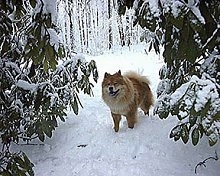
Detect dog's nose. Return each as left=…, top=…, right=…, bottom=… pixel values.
left=109, top=86, right=113, bottom=92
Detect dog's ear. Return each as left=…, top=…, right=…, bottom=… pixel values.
left=104, top=72, right=110, bottom=78
left=117, top=70, right=121, bottom=75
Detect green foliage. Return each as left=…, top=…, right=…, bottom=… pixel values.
left=156, top=54, right=219, bottom=147
left=0, top=151, right=34, bottom=176
left=0, top=0, right=98, bottom=175
left=118, top=0, right=220, bottom=146
left=0, top=56, right=98, bottom=146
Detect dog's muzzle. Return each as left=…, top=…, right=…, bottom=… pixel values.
left=109, top=87, right=120, bottom=97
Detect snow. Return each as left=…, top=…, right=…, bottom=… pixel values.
left=171, top=0, right=184, bottom=18
left=48, top=28, right=60, bottom=51
left=16, top=80, right=37, bottom=92
left=190, top=5, right=205, bottom=24
left=188, top=0, right=205, bottom=24
left=15, top=45, right=219, bottom=176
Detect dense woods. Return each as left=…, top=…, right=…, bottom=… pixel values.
left=58, top=0, right=143, bottom=55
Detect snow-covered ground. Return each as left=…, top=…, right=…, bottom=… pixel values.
left=20, top=45, right=219, bottom=176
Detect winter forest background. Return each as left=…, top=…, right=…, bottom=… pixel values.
left=0, top=0, right=219, bottom=175
left=58, top=0, right=143, bottom=54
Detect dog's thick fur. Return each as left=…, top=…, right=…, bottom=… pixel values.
left=102, top=70, right=153, bottom=132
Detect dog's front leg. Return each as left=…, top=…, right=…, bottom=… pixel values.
left=111, top=112, right=121, bottom=132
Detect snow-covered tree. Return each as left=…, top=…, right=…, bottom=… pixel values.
left=0, top=0, right=98, bottom=175
left=118, top=0, right=220, bottom=146
left=57, top=0, right=143, bottom=55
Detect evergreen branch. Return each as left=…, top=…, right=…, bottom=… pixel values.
left=20, top=143, right=44, bottom=146
left=195, top=150, right=219, bottom=174
left=201, top=27, right=219, bottom=52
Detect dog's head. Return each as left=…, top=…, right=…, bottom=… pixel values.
left=102, top=70, right=125, bottom=98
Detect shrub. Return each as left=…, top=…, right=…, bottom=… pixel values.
left=118, top=0, right=220, bottom=146
left=0, top=0, right=98, bottom=175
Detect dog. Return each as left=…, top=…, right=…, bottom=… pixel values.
left=102, top=70, right=153, bottom=132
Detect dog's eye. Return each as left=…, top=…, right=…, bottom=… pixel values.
left=114, top=82, right=118, bottom=86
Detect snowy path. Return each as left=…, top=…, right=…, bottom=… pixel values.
left=21, top=47, right=219, bottom=176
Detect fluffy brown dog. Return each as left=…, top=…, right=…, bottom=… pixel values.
left=102, top=70, right=153, bottom=132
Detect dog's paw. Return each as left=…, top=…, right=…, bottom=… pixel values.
left=114, top=127, right=119, bottom=132
left=144, top=111, right=149, bottom=116
left=128, top=125, right=134, bottom=129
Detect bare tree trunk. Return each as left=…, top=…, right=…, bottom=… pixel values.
left=81, top=2, right=86, bottom=51
left=85, top=1, right=89, bottom=52
left=118, top=15, right=125, bottom=46
left=126, top=13, right=131, bottom=46
left=108, top=0, right=112, bottom=49
left=77, top=0, right=84, bottom=52
left=68, top=0, right=76, bottom=52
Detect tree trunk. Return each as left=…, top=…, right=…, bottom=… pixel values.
left=108, top=0, right=112, bottom=49
left=118, top=15, right=125, bottom=46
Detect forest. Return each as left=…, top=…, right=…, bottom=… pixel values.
left=0, top=0, right=219, bottom=175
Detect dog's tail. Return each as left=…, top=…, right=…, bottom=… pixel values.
left=124, top=71, right=154, bottom=114
left=123, top=71, right=151, bottom=86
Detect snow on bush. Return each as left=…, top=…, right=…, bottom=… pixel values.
left=0, top=0, right=98, bottom=175
left=118, top=0, right=220, bottom=146
left=0, top=53, right=98, bottom=175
